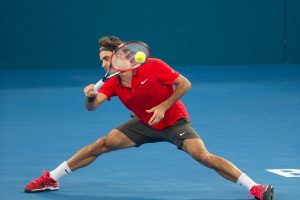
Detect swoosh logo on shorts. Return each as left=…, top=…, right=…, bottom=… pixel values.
left=179, top=132, right=186, bottom=136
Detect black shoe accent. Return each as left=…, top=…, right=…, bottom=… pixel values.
left=263, top=185, right=274, bottom=200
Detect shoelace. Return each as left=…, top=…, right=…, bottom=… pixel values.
left=248, top=185, right=263, bottom=200
left=31, top=171, right=50, bottom=184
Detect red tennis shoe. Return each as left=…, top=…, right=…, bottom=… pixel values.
left=249, top=185, right=274, bottom=200
left=24, top=171, right=59, bottom=192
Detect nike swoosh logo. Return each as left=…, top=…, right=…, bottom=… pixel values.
left=179, top=132, right=186, bottom=136
left=141, top=78, right=148, bottom=84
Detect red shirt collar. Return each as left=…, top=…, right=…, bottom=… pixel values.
left=116, top=69, right=137, bottom=86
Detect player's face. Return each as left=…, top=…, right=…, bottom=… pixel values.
left=99, top=51, right=112, bottom=71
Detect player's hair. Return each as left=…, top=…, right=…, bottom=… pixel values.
left=98, top=36, right=123, bottom=52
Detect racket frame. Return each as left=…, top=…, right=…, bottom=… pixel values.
left=94, top=41, right=150, bottom=91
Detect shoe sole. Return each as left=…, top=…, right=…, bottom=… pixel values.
left=263, top=185, right=274, bottom=200
left=24, top=186, right=59, bottom=193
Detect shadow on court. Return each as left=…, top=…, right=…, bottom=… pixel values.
left=31, top=192, right=247, bottom=200
left=36, top=193, right=162, bottom=200
left=1, top=64, right=300, bottom=200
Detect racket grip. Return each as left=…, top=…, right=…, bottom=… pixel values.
left=94, top=79, right=104, bottom=91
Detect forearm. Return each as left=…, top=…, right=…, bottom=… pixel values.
left=162, top=76, right=191, bottom=109
left=84, top=93, right=107, bottom=111
left=85, top=96, right=99, bottom=111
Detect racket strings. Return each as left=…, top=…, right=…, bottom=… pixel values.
left=111, top=42, right=150, bottom=71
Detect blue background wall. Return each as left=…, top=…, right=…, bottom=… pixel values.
left=1, top=0, right=299, bottom=69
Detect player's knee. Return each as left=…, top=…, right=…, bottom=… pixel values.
left=194, top=151, right=213, bottom=167
left=86, top=137, right=108, bottom=156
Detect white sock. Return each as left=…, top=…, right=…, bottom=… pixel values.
left=237, top=173, right=257, bottom=191
left=49, top=161, right=72, bottom=181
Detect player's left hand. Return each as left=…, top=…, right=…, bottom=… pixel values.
left=146, top=103, right=167, bottom=126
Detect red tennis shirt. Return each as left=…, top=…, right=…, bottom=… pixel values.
left=99, top=58, right=189, bottom=130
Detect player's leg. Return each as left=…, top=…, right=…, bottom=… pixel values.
left=163, top=118, right=274, bottom=200
left=24, top=129, right=136, bottom=192
left=181, top=138, right=274, bottom=200
left=67, top=128, right=136, bottom=171
left=181, top=138, right=241, bottom=182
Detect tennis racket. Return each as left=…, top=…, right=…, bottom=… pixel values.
left=94, top=41, right=150, bottom=91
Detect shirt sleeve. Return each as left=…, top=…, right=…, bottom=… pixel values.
left=153, top=59, right=180, bottom=84
left=98, top=77, right=117, bottom=101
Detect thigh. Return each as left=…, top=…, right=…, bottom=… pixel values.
left=163, top=118, right=200, bottom=149
left=100, top=129, right=137, bottom=151
left=181, top=138, right=208, bottom=156
left=115, top=118, right=164, bottom=147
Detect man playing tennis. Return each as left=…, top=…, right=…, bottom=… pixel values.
left=24, top=36, right=274, bottom=200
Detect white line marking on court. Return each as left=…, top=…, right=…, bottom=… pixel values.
left=266, top=169, right=300, bottom=177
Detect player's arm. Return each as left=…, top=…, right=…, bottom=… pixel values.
left=84, top=84, right=107, bottom=111
left=146, top=75, right=191, bottom=126
left=162, top=75, right=191, bottom=109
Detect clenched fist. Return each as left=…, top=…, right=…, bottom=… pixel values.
left=84, top=84, right=97, bottom=98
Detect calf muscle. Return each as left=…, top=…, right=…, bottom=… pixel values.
left=67, top=129, right=136, bottom=171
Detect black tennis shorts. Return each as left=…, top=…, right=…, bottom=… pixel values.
left=115, top=117, right=200, bottom=149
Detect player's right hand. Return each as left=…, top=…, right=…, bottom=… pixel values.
left=84, top=84, right=97, bottom=98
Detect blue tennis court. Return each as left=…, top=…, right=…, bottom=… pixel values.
left=1, top=65, right=299, bottom=200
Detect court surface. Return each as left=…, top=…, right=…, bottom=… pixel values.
left=0, top=64, right=299, bottom=200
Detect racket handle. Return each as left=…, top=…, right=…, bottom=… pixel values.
left=94, top=79, right=104, bottom=91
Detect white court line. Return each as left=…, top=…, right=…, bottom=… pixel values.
left=266, top=169, right=300, bottom=177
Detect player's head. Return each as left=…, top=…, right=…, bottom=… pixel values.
left=98, top=36, right=123, bottom=70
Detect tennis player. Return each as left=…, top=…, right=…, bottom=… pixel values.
left=24, top=36, right=274, bottom=200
